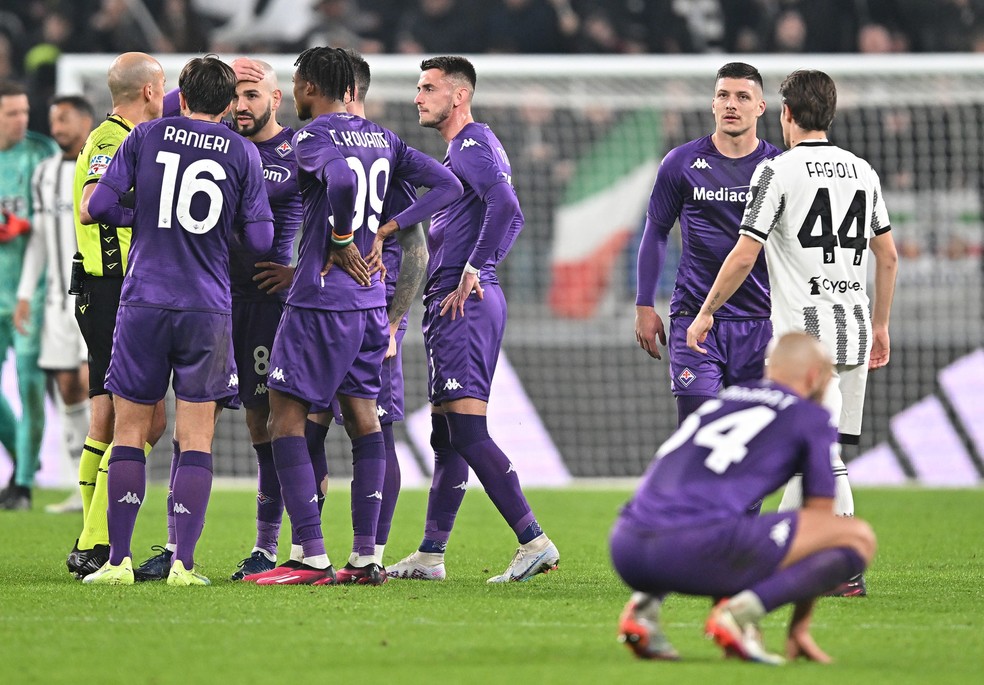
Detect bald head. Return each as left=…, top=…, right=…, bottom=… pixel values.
left=766, top=332, right=833, bottom=402
left=108, top=52, right=165, bottom=106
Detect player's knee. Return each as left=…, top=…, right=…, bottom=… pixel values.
left=849, top=518, right=877, bottom=564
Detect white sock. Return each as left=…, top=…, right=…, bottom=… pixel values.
left=777, top=474, right=803, bottom=512
left=414, top=550, right=444, bottom=565
left=374, top=543, right=385, bottom=562
left=290, top=544, right=304, bottom=562
left=63, top=400, right=91, bottom=459
left=303, top=554, right=330, bottom=570
left=165, top=543, right=177, bottom=553
left=726, top=590, right=766, bottom=626
left=349, top=552, right=376, bottom=567
left=832, top=446, right=855, bottom=516
left=251, top=547, right=276, bottom=562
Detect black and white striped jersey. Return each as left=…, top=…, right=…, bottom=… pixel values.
left=739, top=140, right=892, bottom=366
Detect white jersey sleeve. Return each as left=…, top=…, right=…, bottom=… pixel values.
left=738, top=141, right=892, bottom=366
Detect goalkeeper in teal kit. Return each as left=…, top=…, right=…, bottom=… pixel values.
left=0, top=81, right=59, bottom=510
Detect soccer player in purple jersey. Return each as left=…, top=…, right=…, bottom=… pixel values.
left=343, top=50, right=430, bottom=565
left=385, top=56, right=560, bottom=584
left=612, top=333, right=876, bottom=664
left=259, top=47, right=461, bottom=586
left=635, top=62, right=781, bottom=426
left=83, top=55, right=274, bottom=586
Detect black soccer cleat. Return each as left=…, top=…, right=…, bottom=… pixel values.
left=230, top=550, right=276, bottom=581
left=73, top=544, right=110, bottom=579
left=133, top=545, right=173, bottom=582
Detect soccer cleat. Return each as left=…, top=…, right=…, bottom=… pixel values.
left=45, top=491, right=84, bottom=514
left=73, top=544, right=110, bottom=579
left=241, top=559, right=302, bottom=583
left=487, top=535, right=560, bottom=583
left=617, top=596, right=680, bottom=660
left=386, top=551, right=447, bottom=581
left=230, top=550, right=276, bottom=581
left=67, top=539, right=83, bottom=574
left=0, top=485, right=31, bottom=510
left=705, top=600, right=784, bottom=665
left=82, top=557, right=134, bottom=585
left=133, top=545, right=173, bottom=582
left=255, top=563, right=336, bottom=585
left=167, top=559, right=211, bottom=586
left=335, top=562, right=387, bottom=586
left=824, top=572, right=867, bottom=597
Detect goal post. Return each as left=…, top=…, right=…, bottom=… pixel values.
left=57, top=53, right=984, bottom=483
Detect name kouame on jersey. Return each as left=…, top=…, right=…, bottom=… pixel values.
left=97, top=116, right=273, bottom=312
left=647, top=135, right=780, bottom=320
left=289, top=112, right=452, bottom=312
left=620, top=380, right=837, bottom=529
left=229, top=126, right=301, bottom=302
left=425, top=122, right=522, bottom=301
left=739, top=141, right=892, bottom=366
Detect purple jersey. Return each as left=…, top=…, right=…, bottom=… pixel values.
left=97, top=116, right=272, bottom=312
left=289, top=113, right=458, bottom=312
left=642, top=135, right=779, bottom=319
left=425, top=122, right=522, bottom=301
left=621, top=380, right=836, bottom=528
left=230, top=127, right=302, bottom=302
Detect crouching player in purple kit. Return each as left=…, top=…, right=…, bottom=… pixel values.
left=83, top=55, right=274, bottom=585
left=611, top=333, right=876, bottom=664
left=386, top=57, right=560, bottom=583
left=257, top=47, right=461, bottom=586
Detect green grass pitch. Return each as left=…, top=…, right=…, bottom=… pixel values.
left=1, top=487, right=982, bottom=684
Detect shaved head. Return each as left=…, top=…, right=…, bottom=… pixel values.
left=766, top=332, right=833, bottom=402
left=108, top=52, right=164, bottom=105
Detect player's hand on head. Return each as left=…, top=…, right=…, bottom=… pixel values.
left=323, top=242, right=371, bottom=286
left=686, top=313, right=713, bottom=354
left=231, top=57, right=265, bottom=83
left=254, top=261, right=295, bottom=294
left=635, top=306, right=667, bottom=360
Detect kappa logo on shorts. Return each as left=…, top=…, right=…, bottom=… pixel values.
left=677, top=367, right=697, bottom=387
left=443, top=378, right=463, bottom=391
left=228, top=373, right=239, bottom=388
left=269, top=367, right=286, bottom=382
left=254, top=383, right=267, bottom=396
left=769, top=518, right=791, bottom=547
left=376, top=405, right=387, bottom=418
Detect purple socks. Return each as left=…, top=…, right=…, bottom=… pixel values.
left=419, top=413, right=470, bottom=553
left=171, top=450, right=213, bottom=569
left=254, top=441, right=282, bottom=556
left=272, top=435, right=325, bottom=558
left=107, top=445, right=146, bottom=566
left=376, top=422, right=401, bottom=547
left=350, top=432, right=386, bottom=556
left=752, top=547, right=867, bottom=611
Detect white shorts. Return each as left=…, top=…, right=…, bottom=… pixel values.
left=822, top=363, right=869, bottom=443
left=39, top=302, right=87, bottom=371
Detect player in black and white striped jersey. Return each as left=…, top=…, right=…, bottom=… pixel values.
left=687, top=69, right=898, bottom=596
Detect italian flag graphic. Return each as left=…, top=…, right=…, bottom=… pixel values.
left=548, top=109, right=662, bottom=318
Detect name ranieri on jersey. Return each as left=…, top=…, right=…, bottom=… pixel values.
left=163, top=125, right=230, bottom=154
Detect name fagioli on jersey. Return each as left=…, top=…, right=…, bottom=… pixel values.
left=805, top=161, right=858, bottom=179
left=162, top=125, right=230, bottom=154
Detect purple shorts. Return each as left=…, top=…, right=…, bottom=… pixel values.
left=267, top=305, right=387, bottom=409
left=378, top=324, right=407, bottom=424
left=668, top=316, right=772, bottom=397
left=423, top=283, right=506, bottom=405
left=231, top=299, right=284, bottom=409
left=105, top=304, right=237, bottom=404
left=609, top=511, right=798, bottom=597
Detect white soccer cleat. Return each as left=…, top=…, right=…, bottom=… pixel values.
left=705, top=600, right=784, bottom=665
left=166, top=559, right=211, bottom=586
left=45, top=491, right=84, bottom=514
left=385, top=551, right=447, bottom=581
left=487, top=535, right=559, bottom=583
left=82, top=557, right=134, bottom=585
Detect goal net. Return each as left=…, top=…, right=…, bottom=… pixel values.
left=57, top=53, right=984, bottom=484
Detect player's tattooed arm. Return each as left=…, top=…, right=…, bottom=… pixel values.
left=389, top=223, right=427, bottom=326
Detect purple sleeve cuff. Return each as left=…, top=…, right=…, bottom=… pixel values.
left=467, top=181, right=518, bottom=268
left=87, top=182, right=134, bottom=228
left=634, top=215, right=670, bottom=306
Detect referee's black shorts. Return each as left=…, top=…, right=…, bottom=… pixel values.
left=75, top=276, right=123, bottom=397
